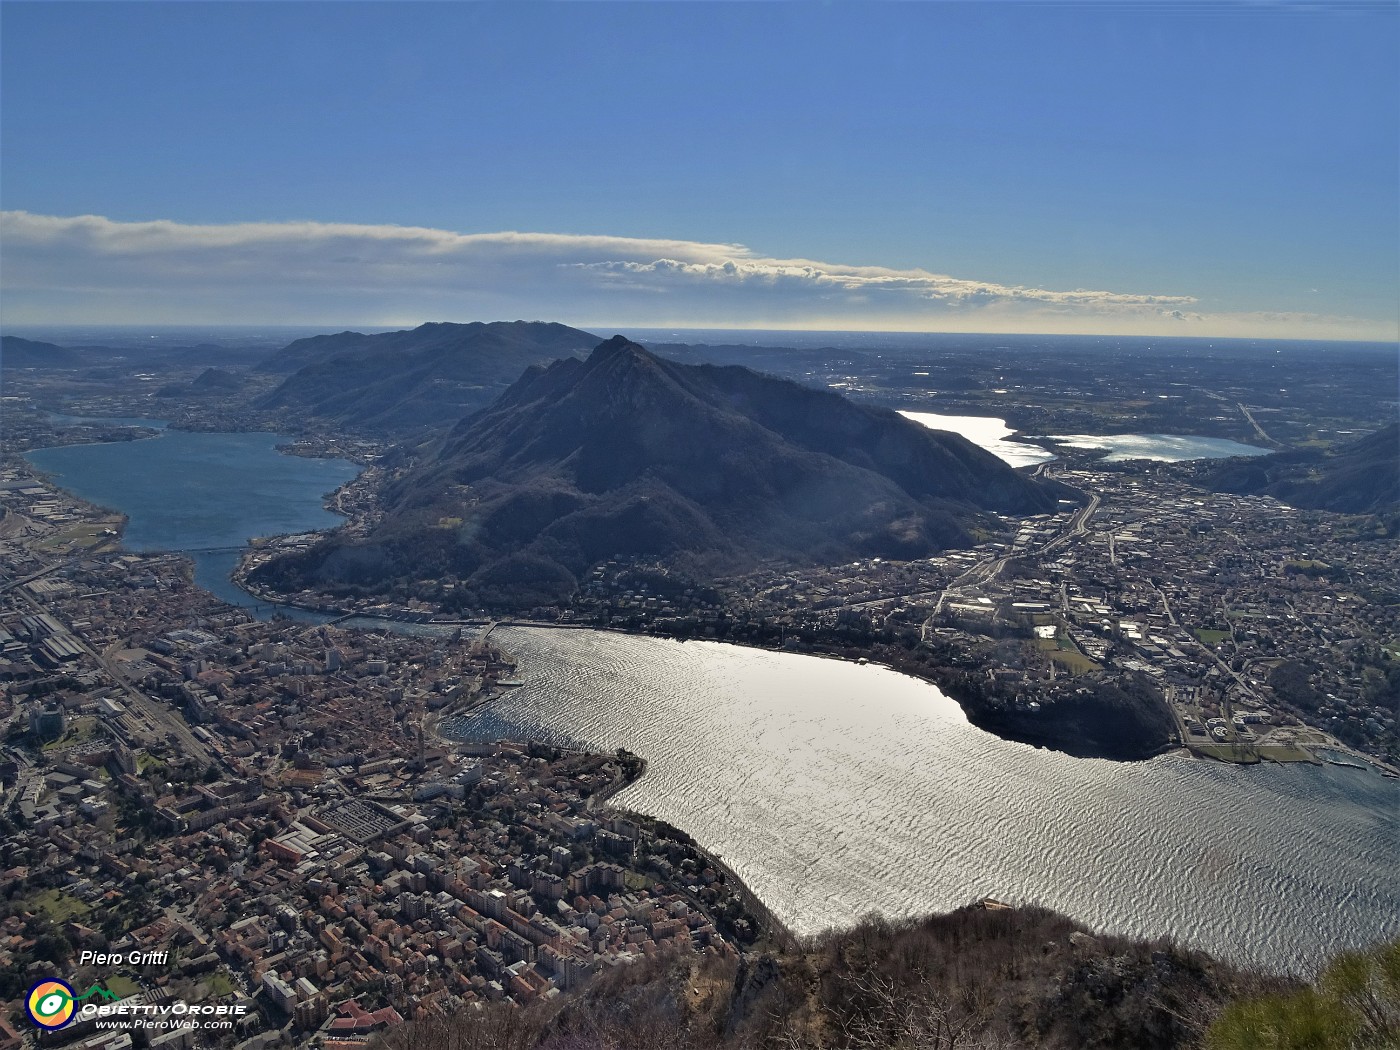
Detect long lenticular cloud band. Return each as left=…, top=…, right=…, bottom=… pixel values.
left=0, top=210, right=1192, bottom=307
left=0, top=210, right=1388, bottom=339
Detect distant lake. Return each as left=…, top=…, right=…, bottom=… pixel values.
left=1048, top=433, right=1271, bottom=462
left=26, top=426, right=360, bottom=608
left=898, top=411, right=1055, bottom=468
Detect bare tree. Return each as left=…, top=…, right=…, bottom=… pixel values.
left=770, top=967, right=1012, bottom=1050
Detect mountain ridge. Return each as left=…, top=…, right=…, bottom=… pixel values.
left=254, top=320, right=600, bottom=435
left=252, top=336, right=1059, bottom=609
left=1205, top=422, right=1398, bottom=514
left=0, top=334, right=85, bottom=369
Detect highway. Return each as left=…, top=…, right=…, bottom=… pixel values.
left=1235, top=401, right=1283, bottom=448
left=1195, top=385, right=1284, bottom=448
left=0, top=558, right=71, bottom=594
left=1040, top=490, right=1101, bottom=555
left=923, top=488, right=1101, bottom=639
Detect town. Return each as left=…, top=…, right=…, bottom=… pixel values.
left=666, top=457, right=1399, bottom=768
left=0, top=462, right=773, bottom=1050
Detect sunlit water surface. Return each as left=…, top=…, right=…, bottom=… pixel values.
left=26, top=430, right=1392, bottom=976
left=898, top=411, right=1055, bottom=468
left=450, top=628, right=1399, bottom=976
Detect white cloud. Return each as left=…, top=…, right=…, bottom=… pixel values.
left=0, top=210, right=1391, bottom=340
left=571, top=256, right=1196, bottom=310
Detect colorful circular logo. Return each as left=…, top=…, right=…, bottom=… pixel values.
left=26, top=978, right=76, bottom=1029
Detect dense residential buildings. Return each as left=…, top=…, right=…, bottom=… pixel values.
left=0, top=465, right=759, bottom=1048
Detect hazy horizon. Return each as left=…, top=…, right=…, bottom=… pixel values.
left=5, top=321, right=1398, bottom=351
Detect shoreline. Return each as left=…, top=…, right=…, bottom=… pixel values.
left=229, top=572, right=1400, bottom=774
left=8, top=426, right=1397, bottom=982
left=38, top=418, right=1381, bottom=772
left=6, top=450, right=801, bottom=957
left=425, top=637, right=1398, bottom=974
left=577, top=750, right=800, bottom=952
left=429, top=715, right=800, bottom=952
left=10, top=452, right=1389, bottom=778
left=17, top=428, right=1397, bottom=776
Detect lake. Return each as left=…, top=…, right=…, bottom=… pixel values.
left=898, top=411, right=1056, bottom=468
left=1048, top=433, right=1271, bottom=462
left=26, top=425, right=360, bottom=608
left=892, top=411, right=1269, bottom=466
left=451, top=627, right=1399, bottom=976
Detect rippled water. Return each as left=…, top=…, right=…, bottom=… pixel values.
left=453, top=628, right=1399, bottom=975
left=898, top=410, right=1055, bottom=468
left=1048, top=433, right=1270, bottom=462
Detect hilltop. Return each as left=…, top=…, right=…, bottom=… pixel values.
left=251, top=337, right=1057, bottom=609
left=0, top=334, right=85, bottom=369
left=254, top=320, right=599, bottom=435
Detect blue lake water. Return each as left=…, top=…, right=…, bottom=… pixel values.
left=26, top=426, right=360, bottom=608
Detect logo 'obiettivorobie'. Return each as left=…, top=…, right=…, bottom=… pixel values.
left=23, top=973, right=249, bottom=1034
left=25, top=978, right=121, bottom=1029
left=26, top=978, right=77, bottom=1029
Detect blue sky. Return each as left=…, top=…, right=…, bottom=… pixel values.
left=2, top=1, right=1396, bottom=338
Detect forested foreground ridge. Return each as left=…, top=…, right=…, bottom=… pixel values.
left=370, top=905, right=1399, bottom=1050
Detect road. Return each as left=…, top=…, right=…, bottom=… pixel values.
left=923, top=489, right=1101, bottom=639
left=1150, top=581, right=1256, bottom=702
left=839, top=587, right=946, bottom=613
left=0, top=558, right=72, bottom=594
left=1042, top=490, right=1101, bottom=555
left=928, top=556, right=1002, bottom=623
left=1235, top=401, right=1283, bottom=448
left=1195, top=386, right=1284, bottom=448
